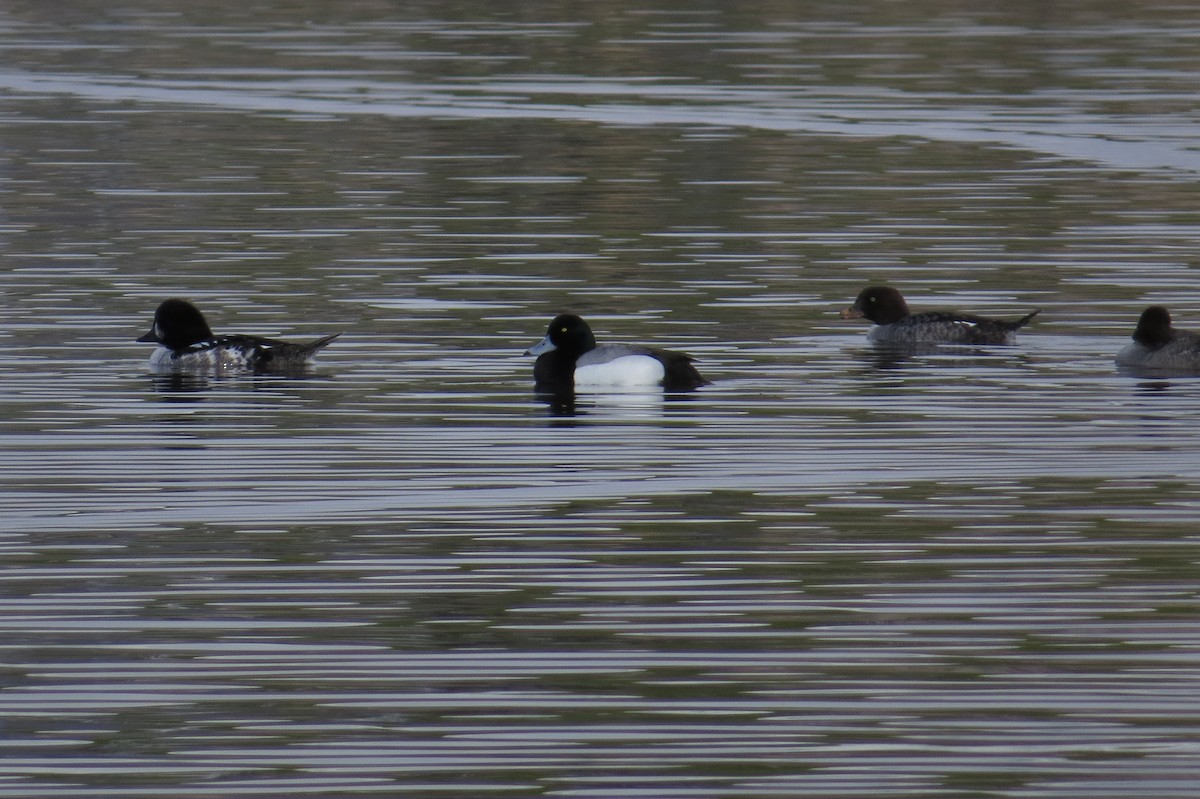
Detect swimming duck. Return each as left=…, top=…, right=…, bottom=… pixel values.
left=840, top=286, right=1039, bottom=344
left=137, top=298, right=339, bottom=372
left=525, top=313, right=709, bottom=392
left=1115, top=305, right=1200, bottom=371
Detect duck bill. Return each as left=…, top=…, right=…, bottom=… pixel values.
left=136, top=324, right=161, bottom=343
left=524, top=335, right=557, bottom=356
left=839, top=306, right=864, bottom=320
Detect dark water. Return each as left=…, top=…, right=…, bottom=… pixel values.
left=4, top=2, right=1200, bottom=797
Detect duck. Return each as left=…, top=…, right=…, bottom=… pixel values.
left=525, top=313, right=709, bottom=392
left=137, top=298, right=339, bottom=372
left=840, top=286, right=1039, bottom=344
left=1115, top=306, right=1200, bottom=372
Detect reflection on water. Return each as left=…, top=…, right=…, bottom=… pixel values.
left=150, top=371, right=214, bottom=397
left=533, top=385, right=707, bottom=419
left=4, top=1, right=1200, bottom=797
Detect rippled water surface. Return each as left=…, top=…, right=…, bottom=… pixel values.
left=5, top=1, right=1200, bottom=797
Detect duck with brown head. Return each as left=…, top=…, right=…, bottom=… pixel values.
left=841, top=286, right=1039, bottom=345
left=1116, top=305, right=1200, bottom=372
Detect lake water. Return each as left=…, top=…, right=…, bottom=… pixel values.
left=4, top=2, right=1200, bottom=797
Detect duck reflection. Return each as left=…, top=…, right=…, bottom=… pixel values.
left=536, top=388, right=579, bottom=417
left=149, top=371, right=214, bottom=400
left=854, top=342, right=939, bottom=370
left=854, top=342, right=1030, bottom=371
left=1131, top=378, right=1175, bottom=394
left=148, top=370, right=333, bottom=402
left=534, top=385, right=702, bottom=420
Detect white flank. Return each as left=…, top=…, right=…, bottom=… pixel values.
left=573, top=354, right=665, bottom=388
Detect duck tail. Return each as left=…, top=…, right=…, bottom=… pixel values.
left=663, top=354, right=711, bottom=391
left=1012, top=310, right=1040, bottom=330
left=256, top=333, right=341, bottom=372
left=301, top=333, right=341, bottom=356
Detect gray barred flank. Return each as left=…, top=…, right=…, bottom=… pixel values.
left=870, top=322, right=1007, bottom=345
left=868, top=311, right=1037, bottom=346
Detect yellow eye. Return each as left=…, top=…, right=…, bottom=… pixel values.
left=560, top=326, right=568, bottom=333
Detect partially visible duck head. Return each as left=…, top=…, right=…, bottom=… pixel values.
left=1132, top=305, right=1176, bottom=348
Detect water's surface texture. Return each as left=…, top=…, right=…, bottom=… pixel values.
left=5, top=2, right=1200, bottom=796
